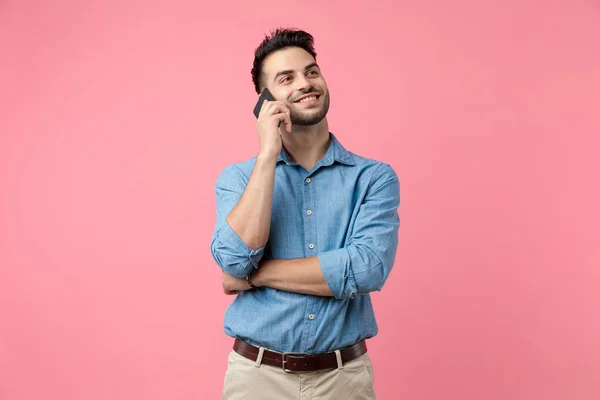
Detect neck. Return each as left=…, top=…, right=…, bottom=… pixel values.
left=281, top=119, right=331, bottom=171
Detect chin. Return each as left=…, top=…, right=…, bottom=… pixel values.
left=293, top=110, right=328, bottom=126
left=292, top=117, right=327, bottom=126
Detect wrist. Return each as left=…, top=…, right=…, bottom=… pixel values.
left=257, top=151, right=279, bottom=164
left=251, top=261, right=270, bottom=287
left=246, top=269, right=257, bottom=289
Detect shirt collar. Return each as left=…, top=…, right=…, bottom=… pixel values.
left=277, top=132, right=356, bottom=167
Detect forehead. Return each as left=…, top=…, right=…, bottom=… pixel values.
left=261, top=47, right=317, bottom=79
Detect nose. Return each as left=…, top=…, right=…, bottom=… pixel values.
left=294, top=73, right=310, bottom=91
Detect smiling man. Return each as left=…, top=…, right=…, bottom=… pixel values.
left=210, top=28, right=400, bottom=400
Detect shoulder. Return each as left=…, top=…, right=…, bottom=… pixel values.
left=215, top=156, right=258, bottom=187
left=347, top=152, right=399, bottom=186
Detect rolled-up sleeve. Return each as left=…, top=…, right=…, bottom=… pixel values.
left=210, top=165, right=265, bottom=278
left=317, top=163, right=400, bottom=300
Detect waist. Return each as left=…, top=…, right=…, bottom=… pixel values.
left=224, top=289, right=378, bottom=353
left=233, top=338, right=368, bottom=372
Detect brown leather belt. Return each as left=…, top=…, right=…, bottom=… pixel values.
left=233, top=338, right=367, bottom=372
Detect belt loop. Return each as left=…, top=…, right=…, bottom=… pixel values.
left=255, top=346, right=265, bottom=367
left=334, top=350, right=343, bottom=369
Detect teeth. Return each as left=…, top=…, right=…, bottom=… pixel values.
left=299, top=96, right=317, bottom=103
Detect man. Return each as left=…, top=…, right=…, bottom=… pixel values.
left=210, top=28, right=400, bottom=400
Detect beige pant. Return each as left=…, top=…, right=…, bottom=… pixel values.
left=222, top=348, right=377, bottom=400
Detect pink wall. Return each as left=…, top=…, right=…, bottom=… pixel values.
left=1, top=1, right=599, bottom=399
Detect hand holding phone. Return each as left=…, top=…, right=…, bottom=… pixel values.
left=253, top=88, right=291, bottom=158
left=253, top=88, right=277, bottom=118
left=253, top=88, right=291, bottom=132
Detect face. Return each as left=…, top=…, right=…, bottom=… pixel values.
left=261, top=47, right=330, bottom=126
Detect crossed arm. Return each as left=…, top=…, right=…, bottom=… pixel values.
left=211, top=161, right=400, bottom=300
left=221, top=256, right=332, bottom=296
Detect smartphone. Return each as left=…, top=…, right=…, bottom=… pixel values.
left=253, top=88, right=276, bottom=118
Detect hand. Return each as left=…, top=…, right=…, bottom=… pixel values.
left=256, top=99, right=292, bottom=159
left=222, top=271, right=252, bottom=295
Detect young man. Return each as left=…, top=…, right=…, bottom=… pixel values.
left=210, top=28, right=400, bottom=400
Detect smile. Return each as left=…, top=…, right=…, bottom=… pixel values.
left=294, top=95, right=320, bottom=104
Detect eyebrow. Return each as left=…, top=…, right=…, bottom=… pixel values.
left=272, top=63, right=320, bottom=83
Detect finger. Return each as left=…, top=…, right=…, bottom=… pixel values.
left=284, top=110, right=292, bottom=133
left=272, top=112, right=289, bottom=129
left=262, top=101, right=290, bottom=117
left=261, top=100, right=275, bottom=114
left=260, top=99, right=268, bottom=114
left=273, top=111, right=291, bottom=133
left=259, top=99, right=272, bottom=117
left=272, top=102, right=291, bottom=116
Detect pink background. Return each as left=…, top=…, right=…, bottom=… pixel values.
left=1, top=0, right=599, bottom=399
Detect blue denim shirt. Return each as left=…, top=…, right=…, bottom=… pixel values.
left=210, top=133, right=400, bottom=354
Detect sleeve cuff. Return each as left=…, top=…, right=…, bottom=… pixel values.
left=317, top=248, right=358, bottom=300
left=215, top=220, right=265, bottom=277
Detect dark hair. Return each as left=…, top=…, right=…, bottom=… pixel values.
left=251, top=28, right=317, bottom=94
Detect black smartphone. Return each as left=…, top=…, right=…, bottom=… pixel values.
left=253, top=88, right=276, bottom=118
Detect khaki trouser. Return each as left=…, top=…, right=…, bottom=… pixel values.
left=222, top=348, right=377, bottom=400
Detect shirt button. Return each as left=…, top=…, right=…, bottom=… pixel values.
left=308, top=314, right=315, bottom=320
left=305, top=178, right=311, bottom=183
left=306, top=210, right=312, bottom=215
left=308, top=243, right=315, bottom=249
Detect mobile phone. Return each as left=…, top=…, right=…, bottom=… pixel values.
left=253, top=88, right=276, bottom=118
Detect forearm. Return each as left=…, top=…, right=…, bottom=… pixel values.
left=252, top=257, right=334, bottom=297
left=226, top=154, right=277, bottom=250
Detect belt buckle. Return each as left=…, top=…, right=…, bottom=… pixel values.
left=281, top=352, right=308, bottom=373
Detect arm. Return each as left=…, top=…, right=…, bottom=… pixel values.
left=210, top=98, right=291, bottom=279
left=210, top=164, right=271, bottom=278
left=221, top=256, right=333, bottom=296
left=317, top=163, right=400, bottom=299
left=225, top=163, right=400, bottom=299
left=252, top=257, right=333, bottom=296
left=227, top=154, right=278, bottom=251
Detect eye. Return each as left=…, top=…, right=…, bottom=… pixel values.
left=307, top=70, right=319, bottom=76
left=280, top=76, right=292, bottom=84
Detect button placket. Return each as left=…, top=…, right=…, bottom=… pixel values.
left=300, top=174, right=321, bottom=351
left=303, top=175, right=316, bottom=255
